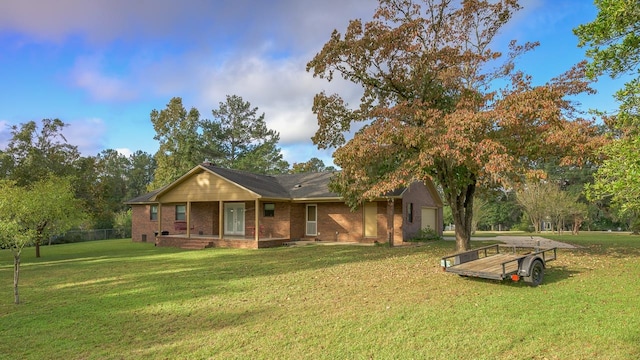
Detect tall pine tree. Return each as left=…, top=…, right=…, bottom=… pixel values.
left=149, top=97, right=202, bottom=189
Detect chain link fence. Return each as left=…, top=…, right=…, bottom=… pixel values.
left=52, top=228, right=132, bottom=244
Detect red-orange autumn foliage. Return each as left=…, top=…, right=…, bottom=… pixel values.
left=307, top=0, right=606, bottom=251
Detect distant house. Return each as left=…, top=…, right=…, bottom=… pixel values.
left=126, top=163, right=443, bottom=249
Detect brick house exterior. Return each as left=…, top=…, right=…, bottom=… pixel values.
left=126, top=163, right=443, bottom=249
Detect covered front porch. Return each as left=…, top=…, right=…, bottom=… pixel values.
left=148, top=166, right=295, bottom=250
left=154, top=233, right=290, bottom=249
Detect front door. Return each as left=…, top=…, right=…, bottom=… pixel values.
left=224, top=203, right=245, bottom=236
left=306, top=204, right=317, bottom=236
left=364, top=202, right=378, bottom=237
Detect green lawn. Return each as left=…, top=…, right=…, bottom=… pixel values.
left=1, top=234, right=639, bottom=359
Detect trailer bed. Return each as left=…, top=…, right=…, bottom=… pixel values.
left=440, top=244, right=557, bottom=285
left=445, top=253, right=521, bottom=280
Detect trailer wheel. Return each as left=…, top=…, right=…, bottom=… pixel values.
left=526, top=260, right=544, bottom=287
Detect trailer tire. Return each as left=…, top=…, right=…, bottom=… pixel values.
left=525, top=260, right=544, bottom=287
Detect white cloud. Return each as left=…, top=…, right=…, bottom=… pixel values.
left=281, top=144, right=336, bottom=168
left=193, top=54, right=363, bottom=146
left=115, top=148, right=133, bottom=157
left=0, top=0, right=375, bottom=48
left=62, top=118, right=108, bottom=156
left=0, top=120, right=11, bottom=149
left=0, top=0, right=376, bottom=162
left=70, top=56, right=138, bottom=101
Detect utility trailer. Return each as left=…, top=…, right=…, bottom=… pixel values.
left=440, top=244, right=557, bottom=286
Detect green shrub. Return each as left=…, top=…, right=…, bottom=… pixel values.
left=408, top=226, right=443, bottom=242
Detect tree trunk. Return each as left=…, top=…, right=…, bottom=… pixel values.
left=530, top=216, right=540, bottom=233
left=387, top=199, right=394, bottom=247
left=13, top=254, right=20, bottom=304
left=572, top=216, right=582, bottom=235
left=448, top=182, right=476, bottom=252
left=35, top=223, right=46, bottom=258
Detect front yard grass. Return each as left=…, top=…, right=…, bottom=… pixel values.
left=1, top=233, right=639, bottom=359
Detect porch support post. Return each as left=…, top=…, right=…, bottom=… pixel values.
left=157, top=202, right=162, bottom=235
left=254, top=198, right=260, bottom=242
left=387, top=198, right=395, bottom=247
left=186, top=201, right=191, bottom=238
left=219, top=201, right=224, bottom=239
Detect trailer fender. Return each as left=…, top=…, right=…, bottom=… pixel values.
left=518, top=255, right=545, bottom=277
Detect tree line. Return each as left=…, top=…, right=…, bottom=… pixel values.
left=0, top=96, right=335, bottom=235
left=0, top=94, right=335, bottom=251
left=0, top=95, right=334, bottom=303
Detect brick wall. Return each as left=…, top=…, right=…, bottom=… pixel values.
left=259, top=202, right=291, bottom=238
left=283, top=201, right=405, bottom=244
left=190, top=202, right=217, bottom=235
left=131, top=205, right=157, bottom=242
left=401, top=181, right=443, bottom=239
left=315, top=202, right=403, bottom=244
left=131, top=203, right=185, bottom=242
left=132, top=199, right=414, bottom=245
left=316, top=202, right=363, bottom=242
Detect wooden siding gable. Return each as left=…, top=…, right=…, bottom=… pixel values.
left=157, top=168, right=259, bottom=203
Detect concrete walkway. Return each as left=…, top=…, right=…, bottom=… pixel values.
left=445, top=235, right=578, bottom=249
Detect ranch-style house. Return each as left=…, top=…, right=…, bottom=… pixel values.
left=126, top=162, right=443, bottom=249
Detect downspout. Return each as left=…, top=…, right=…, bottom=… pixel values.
left=255, top=199, right=260, bottom=245
left=157, top=202, right=162, bottom=244
left=186, top=201, right=191, bottom=238
left=219, top=201, right=223, bottom=239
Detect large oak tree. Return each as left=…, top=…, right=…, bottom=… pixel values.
left=307, top=0, right=604, bottom=251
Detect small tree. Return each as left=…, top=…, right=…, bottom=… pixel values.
left=516, top=182, right=553, bottom=233
left=546, top=187, right=575, bottom=234
left=113, top=209, right=132, bottom=238
left=471, top=198, right=488, bottom=234
left=569, top=201, right=588, bottom=235
left=290, top=157, right=336, bottom=173
left=0, top=177, right=82, bottom=304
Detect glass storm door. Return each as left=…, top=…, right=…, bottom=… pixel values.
left=224, top=203, right=245, bottom=236
left=306, top=204, right=317, bottom=236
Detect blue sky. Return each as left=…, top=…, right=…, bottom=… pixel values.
left=0, top=0, right=621, bottom=166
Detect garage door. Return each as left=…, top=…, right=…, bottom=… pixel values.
left=421, top=207, right=437, bottom=231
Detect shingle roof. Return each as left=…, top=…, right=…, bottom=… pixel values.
left=275, top=171, right=339, bottom=199
left=125, top=164, right=402, bottom=204
left=124, top=188, right=162, bottom=204
left=201, top=164, right=291, bottom=198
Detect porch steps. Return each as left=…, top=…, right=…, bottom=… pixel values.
left=178, top=239, right=216, bottom=250
left=283, top=238, right=321, bottom=246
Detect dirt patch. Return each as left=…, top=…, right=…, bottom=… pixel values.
left=492, top=236, right=577, bottom=249
left=445, top=235, right=578, bottom=249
